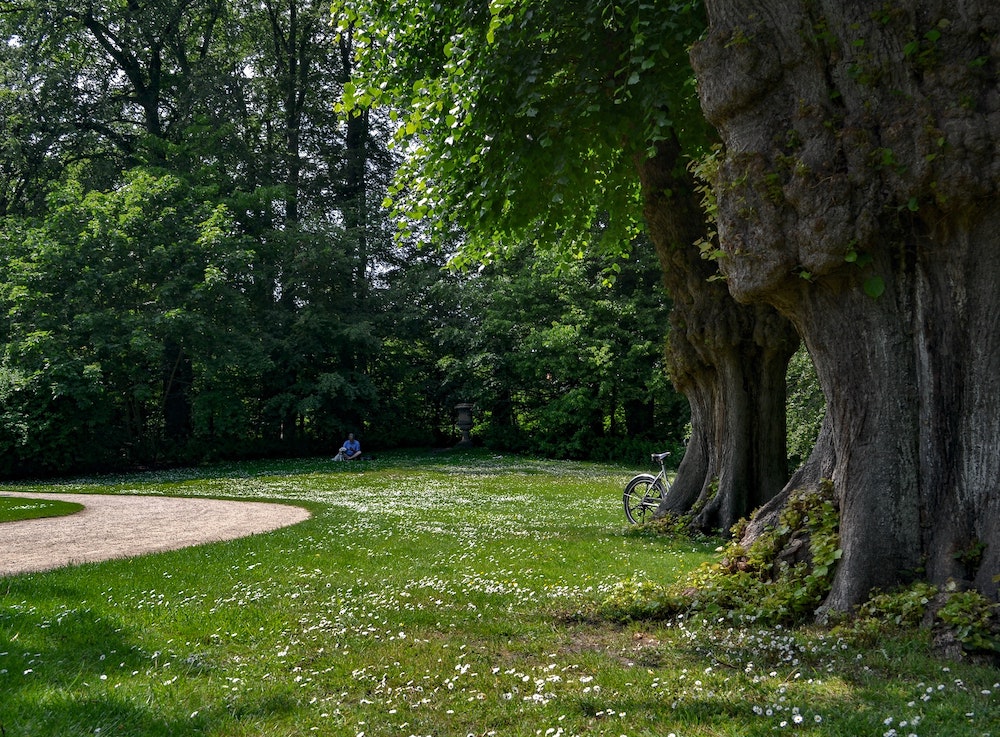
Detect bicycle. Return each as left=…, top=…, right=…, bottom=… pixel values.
left=623, top=451, right=672, bottom=524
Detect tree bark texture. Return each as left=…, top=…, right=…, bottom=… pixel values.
left=692, top=1, right=1000, bottom=608
left=635, top=137, right=799, bottom=533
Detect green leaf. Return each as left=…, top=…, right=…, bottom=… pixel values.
left=864, top=275, right=886, bottom=299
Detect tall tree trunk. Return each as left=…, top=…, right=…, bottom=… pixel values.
left=339, top=31, right=371, bottom=301
left=338, top=27, right=371, bottom=420
left=693, top=0, right=1000, bottom=608
left=162, top=339, right=193, bottom=443
left=635, top=136, right=799, bottom=533
left=267, top=0, right=317, bottom=226
left=344, top=107, right=370, bottom=300
left=282, top=0, right=302, bottom=226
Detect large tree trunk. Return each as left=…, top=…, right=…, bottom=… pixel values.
left=635, top=137, right=799, bottom=533
left=339, top=31, right=372, bottom=301
left=692, top=0, right=1000, bottom=608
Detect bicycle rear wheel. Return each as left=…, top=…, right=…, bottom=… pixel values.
left=623, top=474, right=665, bottom=524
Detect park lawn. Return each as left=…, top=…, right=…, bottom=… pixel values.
left=0, top=450, right=997, bottom=737
left=0, top=495, right=83, bottom=523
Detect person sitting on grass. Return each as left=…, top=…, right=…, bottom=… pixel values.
left=336, top=433, right=362, bottom=461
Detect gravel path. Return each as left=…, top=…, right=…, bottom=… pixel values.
left=0, top=491, right=310, bottom=577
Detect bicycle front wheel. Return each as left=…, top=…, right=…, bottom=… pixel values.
left=623, top=474, right=665, bottom=525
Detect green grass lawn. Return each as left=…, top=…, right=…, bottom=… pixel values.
left=0, top=495, right=83, bottom=522
left=1, top=450, right=997, bottom=736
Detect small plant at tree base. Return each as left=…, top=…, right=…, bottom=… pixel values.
left=953, top=538, right=987, bottom=574
left=857, top=581, right=938, bottom=627
left=935, top=586, right=1000, bottom=654
left=840, top=581, right=939, bottom=647
left=842, top=580, right=1000, bottom=659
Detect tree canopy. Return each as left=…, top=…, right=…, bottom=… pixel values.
left=334, top=0, right=709, bottom=266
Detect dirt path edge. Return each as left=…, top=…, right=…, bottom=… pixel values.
left=1, top=491, right=311, bottom=577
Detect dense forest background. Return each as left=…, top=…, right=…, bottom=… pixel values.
left=0, top=0, right=706, bottom=477
left=0, top=1, right=826, bottom=479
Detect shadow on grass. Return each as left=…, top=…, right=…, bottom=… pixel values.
left=0, top=578, right=298, bottom=737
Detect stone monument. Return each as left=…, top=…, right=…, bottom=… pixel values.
left=455, top=403, right=474, bottom=447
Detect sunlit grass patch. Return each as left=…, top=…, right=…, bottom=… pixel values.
left=0, top=495, right=83, bottom=523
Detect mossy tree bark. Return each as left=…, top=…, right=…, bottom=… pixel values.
left=692, top=0, right=1000, bottom=609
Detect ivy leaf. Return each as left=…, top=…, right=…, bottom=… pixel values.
left=864, top=275, right=886, bottom=299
